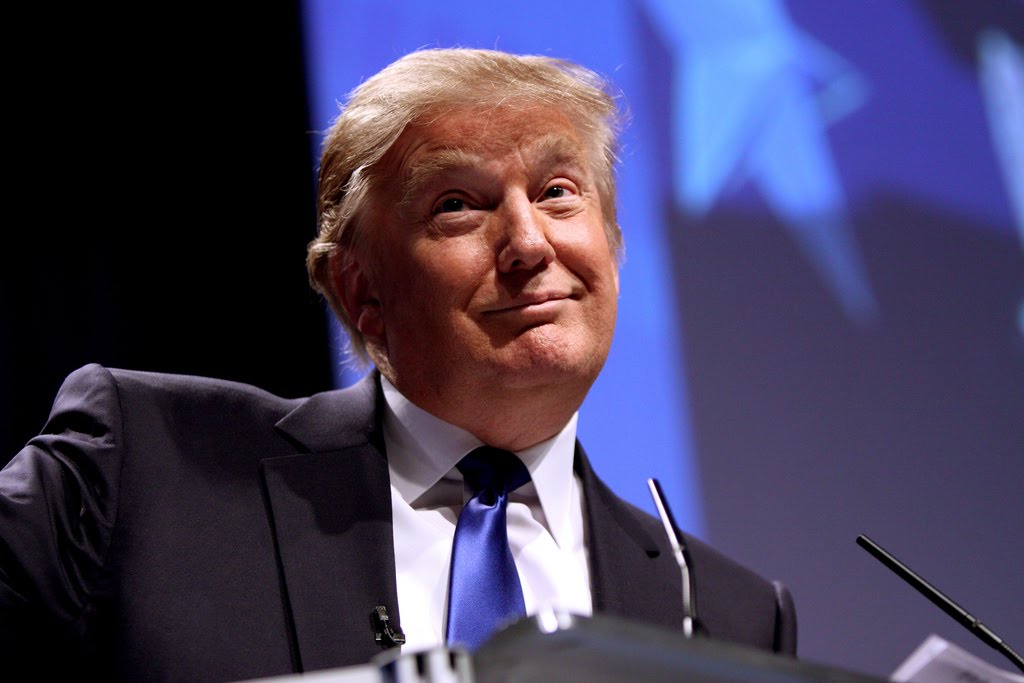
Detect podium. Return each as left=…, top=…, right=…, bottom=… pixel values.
left=245, top=614, right=880, bottom=683
left=467, top=611, right=883, bottom=682
left=258, top=611, right=885, bottom=683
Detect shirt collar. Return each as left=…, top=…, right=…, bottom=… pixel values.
left=381, top=375, right=579, bottom=550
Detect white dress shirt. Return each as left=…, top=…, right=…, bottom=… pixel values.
left=380, top=376, right=593, bottom=653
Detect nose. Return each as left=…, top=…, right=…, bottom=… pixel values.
left=496, top=193, right=556, bottom=273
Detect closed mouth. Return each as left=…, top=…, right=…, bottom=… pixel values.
left=484, top=292, right=575, bottom=314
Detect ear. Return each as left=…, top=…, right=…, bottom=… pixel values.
left=330, top=247, right=385, bottom=343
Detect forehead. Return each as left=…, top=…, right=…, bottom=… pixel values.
left=383, top=106, right=592, bottom=185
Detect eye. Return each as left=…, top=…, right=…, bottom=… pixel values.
left=436, top=197, right=466, bottom=213
left=544, top=185, right=567, bottom=199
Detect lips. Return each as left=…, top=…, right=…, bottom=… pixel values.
left=484, top=290, right=575, bottom=314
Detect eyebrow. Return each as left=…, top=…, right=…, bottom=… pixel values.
left=397, top=133, right=592, bottom=212
left=399, top=147, right=483, bottom=210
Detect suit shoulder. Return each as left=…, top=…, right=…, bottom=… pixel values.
left=50, top=364, right=308, bottom=444
left=683, top=533, right=776, bottom=592
left=616, top=498, right=777, bottom=593
left=103, top=365, right=299, bottom=404
left=59, top=364, right=304, bottom=414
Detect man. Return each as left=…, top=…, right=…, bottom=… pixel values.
left=0, top=49, right=795, bottom=681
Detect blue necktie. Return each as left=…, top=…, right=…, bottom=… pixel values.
left=445, top=446, right=531, bottom=650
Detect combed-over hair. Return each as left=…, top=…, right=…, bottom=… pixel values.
left=307, top=47, right=624, bottom=362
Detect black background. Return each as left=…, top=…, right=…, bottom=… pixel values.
left=3, top=3, right=333, bottom=462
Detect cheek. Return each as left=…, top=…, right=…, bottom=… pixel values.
left=388, top=240, right=492, bottom=316
left=557, top=224, right=618, bottom=286
left=419, top=238, right=492, bottom=284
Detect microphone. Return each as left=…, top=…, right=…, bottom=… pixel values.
left=372, top=605, right=406, bottom=648
left=647, top=478, right=700, bottom=638
left=856, top=533, right=1024, bottom=674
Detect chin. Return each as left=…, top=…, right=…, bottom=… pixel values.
left=486, top=327, right=610, bottom=389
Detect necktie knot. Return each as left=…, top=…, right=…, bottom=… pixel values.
left=457, top=446, right=530, bottom=504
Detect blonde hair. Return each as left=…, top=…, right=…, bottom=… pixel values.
left=307, top=47, right=624, bottom=361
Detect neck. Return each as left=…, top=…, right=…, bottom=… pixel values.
left=386, top=374, right=586, bottom=452
left=454, top=390, right=581, bottom=452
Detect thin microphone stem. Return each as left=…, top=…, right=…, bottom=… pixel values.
left=857, top=534, right=1024, bottom=674
left=647, top=478, right=697, bottom=638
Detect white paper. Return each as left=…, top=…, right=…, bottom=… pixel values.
left=892, top=634, right=1024, bottom=683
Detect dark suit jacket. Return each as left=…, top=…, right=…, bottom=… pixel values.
left=0, top=364, right=795, bottom=681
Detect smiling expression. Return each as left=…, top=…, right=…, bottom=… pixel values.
left=340, top=105, right=620, bottom=427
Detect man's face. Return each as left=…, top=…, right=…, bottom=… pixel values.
left=345, top=105, right=619, bottom=416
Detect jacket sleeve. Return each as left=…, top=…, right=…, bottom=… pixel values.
left=0, top=363, right=125, bottom=657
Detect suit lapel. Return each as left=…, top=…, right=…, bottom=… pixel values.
left=262, top=373, right=401, bottom=671
left=261, top=377, right=684, bottom=668
left=575, top=444, right=684, bottom=631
